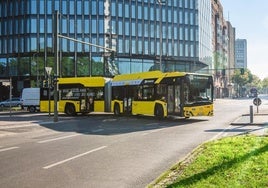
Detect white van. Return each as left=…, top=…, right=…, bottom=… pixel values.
left=21, top=88, right=40, bottom=112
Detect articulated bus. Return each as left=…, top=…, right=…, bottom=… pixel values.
left=111, top=71, right=214, bottom=118
left=40, top=77, right=111, bottom=115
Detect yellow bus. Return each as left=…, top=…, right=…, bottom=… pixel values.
left=111, top=71, right=214, bottom=118
left=40, top=77, right=111, bottom=115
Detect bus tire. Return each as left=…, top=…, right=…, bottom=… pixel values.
left=29, top=106, right=36, bottom=113
left=155, top=105, right=164, bottom=119
left=65, top=103, right=76, bottom=116
left=114, top=103, right=120, bottom=115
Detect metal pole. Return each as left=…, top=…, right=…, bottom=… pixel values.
left=53, top=11, right=59, bottom=122
left=159, top=2, right=162, bottom=71
left=250, top=105, right=253, bottom=123
left=9, top=77, right=12, bottom=117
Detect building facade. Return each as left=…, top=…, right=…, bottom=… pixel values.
left=211, top=0, right=228, bottom=98
left=235, top=39, right=247, bottom=69
left=0, top=0, right=213, bottom=99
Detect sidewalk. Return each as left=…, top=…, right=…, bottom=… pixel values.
left=231, top=107, right=268, bottom=126
left=230, top=107, right=268, bottom=136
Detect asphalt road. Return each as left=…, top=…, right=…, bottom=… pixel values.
left=0, top=97, right=267, bottom=188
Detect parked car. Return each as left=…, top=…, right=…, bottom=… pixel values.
left=0, top=98, right=23, bottom=108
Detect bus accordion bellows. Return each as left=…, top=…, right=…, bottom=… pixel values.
left=111, top=71, right=214, bottom=118
left=40, top=71, right=214, bottom=118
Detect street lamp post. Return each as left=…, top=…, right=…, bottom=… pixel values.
left=157, top=0, right=165, bottom=72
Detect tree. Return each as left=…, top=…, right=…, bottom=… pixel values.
left=262, top=77, right=268, bottom=88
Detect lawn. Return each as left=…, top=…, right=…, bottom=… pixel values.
left=149, top=134, right=268, bottom=188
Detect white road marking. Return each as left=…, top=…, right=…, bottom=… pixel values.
left=37, top=134, right=79, bottom=144
left=0, top=146, right=19, bottom=153
left=142, top=128, right=165, bottom=136
left=43, top=146, right=107, bottom=169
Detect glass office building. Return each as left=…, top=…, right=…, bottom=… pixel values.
left=0, top=0, right=212, bottom=97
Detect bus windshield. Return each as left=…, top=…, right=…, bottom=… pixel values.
left=184, top=74, right=213, bottom=105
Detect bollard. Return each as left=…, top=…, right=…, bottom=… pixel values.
left=250, top=105, right=253, bottom=123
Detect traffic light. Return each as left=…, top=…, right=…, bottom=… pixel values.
left=53, top=76, right=58, bottom=86
left=240, top=68, right=244, bottom=75
left=43, top=80, right=48, bottom=88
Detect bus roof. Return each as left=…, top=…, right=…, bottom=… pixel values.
left=112, top=71, right=164, bottom=86
left=58, top=77, right=110, bottom=87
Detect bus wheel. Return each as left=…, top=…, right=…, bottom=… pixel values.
left=65, top=104, right=76, bottom=116
left=29, top=106, right=36, bottom=113
left=114, top=104, right=120, bottom=115
left=155, top=105, right=164, bottom=119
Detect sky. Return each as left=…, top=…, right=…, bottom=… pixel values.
left=220, top=0, right=268, bottom=80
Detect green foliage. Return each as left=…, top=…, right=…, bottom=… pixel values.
left=262, top=77, right=268, bottom=88
left=232, top=68, right=253, bottom=86
left=165, top=135, right=268, bottom=188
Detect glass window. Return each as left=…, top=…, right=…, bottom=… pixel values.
left=138, top=5, right=142, bottom=19
left=144, top=40, right=149, bottom=54
left=98, top=0, right=104, bottom=15
left=131, top=22, right=136, bottom=37
left=31, top=18, right=37, bottom=33
left=118, top=38, right=123, bottom=53
left=55, top=0, right=60, bottom=11
left=77, top=1, right=82, bottom=15
left=92, top=19, right=97, bottom=33
left=144, top=7, right=148, bottom=20
left=62, top=0, right=67, bottom=14
left=131, top=4, right=136, bottom=19
left=118, top=3, right=123, bottom=17
left=77, top=19, right=82, bottom=33
left=125, top=4, right=129, bottom=17
left=84, top=1, right=89, bottom=15
left=0, top=58, right=7, bottom=76
left=118, top=59, right=130, bottom=74
left=62, top=18, right=67, bottom=34
left=31, top=0, right=37, bottom=14
left=131, top=39, right=136, bottom=54
left=77, top=37, right=82, bottom=52
left=138, top=40, right=142, bottom=54
left=174, top=42, right=178, bottom=56
left=70, top=1, right=75, bottom=15
left=125, top=21, right=130, bottom=35
left=77, top=57, right=90, bottom=76
left=47, top=18, right=52, bottom=33
left=47, top=0, right=52, bottom=14
left=18, top=57, right=29, bottom=76
left=70, top=19, right=75, bottom=33
left=150, top=41, right=155, bottom=54
left=125, top=39, right=130, bottom=53
left=111, top=2, right=116, bottom=16
left=47, top=36, right=53, bottom=52
left=31, top=37, right=37, bottom=51
left=70, top=40, right=75, bottom=52
left=40, top=18, right=45, bottom=33
left=150, top=7, right=154, bottom=21
left=150, top=25, right=154, bottom=38
left=92, top=1, right=97, bottom=15
left=138, top=22, right=142, bottom=37
left=118, top=21, right=123, bottom=35
left=62, top=57, right=75, bottom=77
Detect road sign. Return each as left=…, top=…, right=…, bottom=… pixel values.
left=253, top=97, right=262, bottom=106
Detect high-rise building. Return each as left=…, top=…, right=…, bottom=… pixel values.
left=0, top=0, right=213, bottom=99
left=235, top=39, right=247, bottom=69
